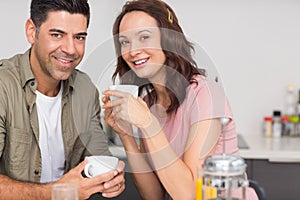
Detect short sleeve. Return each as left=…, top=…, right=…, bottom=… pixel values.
left=188, top=76, right=233, bottom=125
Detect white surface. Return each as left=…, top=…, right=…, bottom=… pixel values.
left=1, top=1, right=300, bottom=137
left=239, top=134, right=300, bottom=162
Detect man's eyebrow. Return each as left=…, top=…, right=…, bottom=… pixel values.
left=49, top=29, right=88, bottom=36
left=77, top=32, right=88, bottom=36
left=49, top=29, right=66, bottom=34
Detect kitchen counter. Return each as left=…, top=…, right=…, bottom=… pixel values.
left=238, top=134, right=300, bottom=162
left=109, top=134, right=300, bottom=162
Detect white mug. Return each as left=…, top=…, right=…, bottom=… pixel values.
left=109, top=84, right=138, bottom=100
left=84, top=156, right=119, bottom=178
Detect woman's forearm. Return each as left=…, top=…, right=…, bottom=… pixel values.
left=143, top=132, right=197, bottom=200
left=119, top=135, right=165, bottom=200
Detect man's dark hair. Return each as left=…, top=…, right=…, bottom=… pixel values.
left=30, top=0, right=90, bottom=31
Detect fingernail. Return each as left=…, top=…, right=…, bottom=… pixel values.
left=102, top=193, right=107, bottom=197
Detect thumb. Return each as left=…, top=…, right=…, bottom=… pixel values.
left=137, top=97, right=147, bottom=106
left=74, top=158, right=87, bottom=174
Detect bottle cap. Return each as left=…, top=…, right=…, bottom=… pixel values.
left=281, top=116, right=289, bottom=122
left=264, top=116, right=272, bottom=121
left=289, top=116, right=299, bottom=123
left=273, top=110, right=281, bottom=117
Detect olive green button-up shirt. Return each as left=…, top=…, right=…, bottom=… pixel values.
left=0, top=49, right=111, bottom=182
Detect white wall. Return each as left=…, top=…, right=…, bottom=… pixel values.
left=1, top=0, right=300, bottom=136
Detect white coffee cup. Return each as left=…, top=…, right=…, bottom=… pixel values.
left=109, top=84, right=138, bottom=100
left=84, top=156, right=119, bottom=178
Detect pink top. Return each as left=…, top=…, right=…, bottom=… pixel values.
left=148, top=75, right=238, bottom=158
left=144, top=75, right=258, bottom=200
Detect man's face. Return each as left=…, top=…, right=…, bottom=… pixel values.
left=28, top=11, right=88, bottom=81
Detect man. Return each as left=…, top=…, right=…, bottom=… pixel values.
left=0, top=0, right=125, bottom=199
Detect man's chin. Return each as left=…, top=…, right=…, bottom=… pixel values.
left=54, top=72, right=73, bottom=81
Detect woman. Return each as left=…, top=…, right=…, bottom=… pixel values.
left=102, top=0, right=258, bottom=199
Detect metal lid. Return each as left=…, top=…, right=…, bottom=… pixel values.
left=203, top=154, right=246, bottom=176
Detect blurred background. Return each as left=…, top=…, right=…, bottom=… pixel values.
left=1, top=0, right=300, bottom=137
left=2, top=1, right=300, bottom=199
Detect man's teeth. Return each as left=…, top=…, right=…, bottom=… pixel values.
left=134, top=58, right=147, bottom=65
left=58, top=58, right=71, bottom=63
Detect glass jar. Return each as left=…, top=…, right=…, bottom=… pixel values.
left=201, top=154, right=248, bottom=200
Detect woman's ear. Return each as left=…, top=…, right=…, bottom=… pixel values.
left=25, top=18, right=36, bottom=44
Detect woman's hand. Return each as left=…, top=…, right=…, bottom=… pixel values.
left=102, top=94, right=132, bottom=137
left=102, top=89, right=152, bottom=129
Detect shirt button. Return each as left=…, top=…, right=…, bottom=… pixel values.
left=31, top=81, right=35, bottom=86
left=34, top=170, right=39, bottom=175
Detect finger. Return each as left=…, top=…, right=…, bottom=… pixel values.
left=102, top=183, right=125, bottom=198
left=101, top=95, right=109, bottom=103
left=103, top=89, right=126, bottom=99
left=103, top=98, right=123, bottom=109
left=116, top=160, right=125, bottom=173
left=103, top=170, right=125, bottom=190
left=104, top=107, right=113, bottom=117
left=137, top=97, right=148, bottom=107
left=93, top=170, right=116, bottom=183
left=103, top=182, right=124, bottom=193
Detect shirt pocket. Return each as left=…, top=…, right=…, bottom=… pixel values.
left=5, top=127, right=31, bottom=170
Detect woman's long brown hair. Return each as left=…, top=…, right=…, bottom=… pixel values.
left=112, top=0, right=205, bottom=113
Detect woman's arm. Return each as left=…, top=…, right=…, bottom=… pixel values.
left=102, top=94, right=165, bottom=200
left=102, top=89, right=222, bottom=199
left=140, top=117, right=221, bottom=200
left=119, top=134, right=165, bottom=200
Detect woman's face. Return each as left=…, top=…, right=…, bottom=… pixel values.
left=118, top=11, right=166, bottom=81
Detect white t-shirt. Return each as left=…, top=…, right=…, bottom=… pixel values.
left=36, top=83, right=65, bottom=183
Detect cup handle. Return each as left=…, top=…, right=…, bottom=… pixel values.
left=84, top=163, right=93, bottom=178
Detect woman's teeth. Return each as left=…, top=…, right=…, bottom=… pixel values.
left=134, top=58, right=148, bottom=65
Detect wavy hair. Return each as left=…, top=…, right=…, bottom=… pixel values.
left=112, top=0, right=205, bottom=113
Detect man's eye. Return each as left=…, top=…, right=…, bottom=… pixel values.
left=51, top=33, right=62, bottom=38
left=76, top=35, right=86, bottom=41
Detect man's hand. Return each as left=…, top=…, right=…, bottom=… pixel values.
left=56, top=159, right=125, bottom=199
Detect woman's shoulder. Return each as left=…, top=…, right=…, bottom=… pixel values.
left=188, top=75, right=220, bottom=94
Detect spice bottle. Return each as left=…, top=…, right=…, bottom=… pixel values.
left=281, top=116, right=290, bottom=136
left=289, top=115, right=299, bottom=136
left=272, top=111, right=282, bottom=138
left=263, top=116, right=273, bottom=137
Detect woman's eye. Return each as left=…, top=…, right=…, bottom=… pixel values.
left=141, top=35, right=150, bottom=41
left=119, top=40, right=129, bottom=46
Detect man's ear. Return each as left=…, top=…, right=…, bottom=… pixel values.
left=25, top=19, right=37, bottom=44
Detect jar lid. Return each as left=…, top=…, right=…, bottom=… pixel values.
left=203, top=154, right=246, bottom=176
left=290, top=115, right=299, bottom=123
